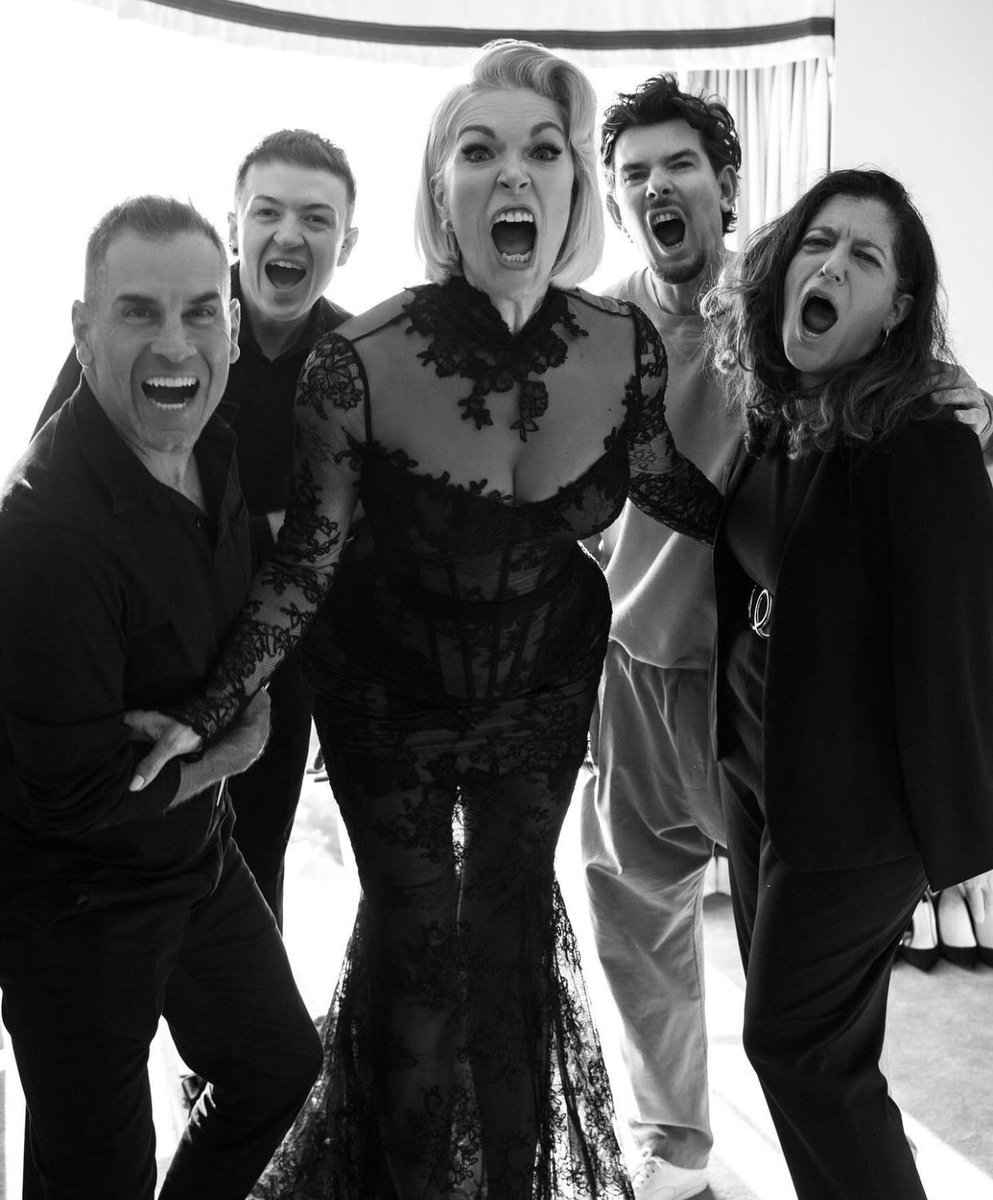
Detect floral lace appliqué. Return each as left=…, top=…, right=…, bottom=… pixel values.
left=405, top=278, right=588, bottom=442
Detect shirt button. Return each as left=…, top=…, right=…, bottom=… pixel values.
left=195, top=516, right=206, bottom=529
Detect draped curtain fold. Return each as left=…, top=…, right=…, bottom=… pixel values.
left=688, top=57, right=832, bottom=238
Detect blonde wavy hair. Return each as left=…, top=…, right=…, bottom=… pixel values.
left=414, top=39, right=604, bottom=289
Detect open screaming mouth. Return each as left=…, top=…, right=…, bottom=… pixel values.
left=650, top=212, right=685, bottom=249
left=491, top=209, right=536, bottom=262
left=265, top=260, right=307, bottom=289
left=801, top=295, right=838, bottom=334
left=142, top=377, right=200, bottom=406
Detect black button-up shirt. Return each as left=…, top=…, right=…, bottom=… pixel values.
left=0, top=382, right=251, bottom=886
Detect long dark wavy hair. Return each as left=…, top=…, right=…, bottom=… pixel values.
left=705, top=168, right=952, bottom=457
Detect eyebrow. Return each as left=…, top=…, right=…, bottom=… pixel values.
left=808, top=224, right=890, bottom=258
left=251, top=194, right=337, bottom=213
left=113, top=290, right=223, bottom=306
left=620, top=146, right=702, bottom=171
left=456, top=120, right=565, bottom=139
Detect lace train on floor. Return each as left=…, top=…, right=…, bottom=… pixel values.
left=251, top=880, right=633, bottom=1199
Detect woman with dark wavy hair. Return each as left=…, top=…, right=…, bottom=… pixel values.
left=705, top=168, right=993, bottom=1199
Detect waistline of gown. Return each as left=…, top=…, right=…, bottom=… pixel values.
left=330, top=541, right=600, bottom=623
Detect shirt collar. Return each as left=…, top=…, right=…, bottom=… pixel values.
left=231, top=263, right=341, bottom=362
left=71, top=377, right=238, bottom=519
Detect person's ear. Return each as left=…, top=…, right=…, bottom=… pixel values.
left=228, top=297, right=241, bottom=364
left=227, top=211, right=238, bottom=257
left=717, top=165, right=738, bottom=217
left=71, top=300, right=95, bottom=367
left=887, top=291, right=914, bottom=332
left=432, top=177, right=452, bottom=232
left=605, top=192, right=624, bottom=233
left=338, top=226, right=359, bottom=267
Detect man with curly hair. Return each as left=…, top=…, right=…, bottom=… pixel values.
left=582, top=74, right=742, bottom=1200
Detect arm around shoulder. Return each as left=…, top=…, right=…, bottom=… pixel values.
left=888, top=417, right=993, bottom=888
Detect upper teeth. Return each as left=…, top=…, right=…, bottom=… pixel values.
left=146, top=376, right=197, bottom=388
left=493, top=210, right=534, bottom=225
left=271, top=259, right=304, bottom=269
left=650, top=212, right=679, bottom=228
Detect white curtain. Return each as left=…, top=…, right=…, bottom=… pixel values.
left=688, top=57, right=832, bottom=239
left=71, top=0, right=834, bottom=68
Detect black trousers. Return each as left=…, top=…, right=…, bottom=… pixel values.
left=0, top=829, right=322, bottom=1200
left=227, top=653, right=315, bottom=929
left=720, top=741, right=928, bottom=1200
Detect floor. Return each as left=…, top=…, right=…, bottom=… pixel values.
left=2, top=765, right=991, bottom=1198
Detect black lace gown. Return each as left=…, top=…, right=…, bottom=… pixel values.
left=179, top=278, right=720, bottom=1199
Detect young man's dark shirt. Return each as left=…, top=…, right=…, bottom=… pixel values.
left=0, top=381, right=251, bottom=887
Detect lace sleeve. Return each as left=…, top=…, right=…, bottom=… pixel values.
left=170, top=333, right=366, bottom=740
left=624, top=305, right=722, bottom=544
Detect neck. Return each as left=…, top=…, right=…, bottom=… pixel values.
left=241, top=292, right=309, bottom=361
left=462, top=269, right=547, bottom=335
left=491, top=294, right=543, bottom=334
left=650, top=248, right=726, bottom=317
left=134, top=443, right=204, bottom=505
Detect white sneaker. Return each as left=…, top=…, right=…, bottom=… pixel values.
left=631, top=1154, right=708, bottom=1200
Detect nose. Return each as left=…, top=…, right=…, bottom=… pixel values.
left=498, top=156, right=530, bottom=193
left=646, top=165, right=672, bottom=200
left=273, top=213, right=304, bottom=245
left=818, top=250, right=845, bottom=282
left=152, top=315, right=194, bottom=362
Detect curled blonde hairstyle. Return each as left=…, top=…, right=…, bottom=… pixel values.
left=414, top=39, right=604, bottom=289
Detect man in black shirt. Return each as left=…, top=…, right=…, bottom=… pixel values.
left=0, top=196, right=321, bottom=1199
left=34, top=129, right=358, bottom=927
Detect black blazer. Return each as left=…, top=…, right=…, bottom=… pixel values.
left=712, top=412, right=993, bottom=890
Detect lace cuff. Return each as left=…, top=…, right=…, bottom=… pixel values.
left=628, top=462, right=721, bottom=544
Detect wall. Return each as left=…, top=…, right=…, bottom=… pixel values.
left=833, top=0, right=993, bottom=385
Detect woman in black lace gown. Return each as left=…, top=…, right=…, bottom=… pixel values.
left=132, top=40, right=721, bottom=1199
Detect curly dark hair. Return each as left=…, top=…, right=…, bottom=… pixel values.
left=705, top=168, right=952, bottom=457
left=600, top=74, right=741, bottom=234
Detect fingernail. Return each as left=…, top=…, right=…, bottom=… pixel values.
left=129, top=776, right=145, bottom=792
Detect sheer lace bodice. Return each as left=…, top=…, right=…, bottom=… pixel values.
left=174, top=278, right=719, bottom=739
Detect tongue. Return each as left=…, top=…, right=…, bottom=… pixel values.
left=654, top=218, right=685, bottom=248
left=265, top=263, right=306, bottom=289
left=803, top=296, right=837, bottom=333
left=492, top=223, right=535, bottom=256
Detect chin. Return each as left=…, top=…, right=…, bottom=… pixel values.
left=653, top=251, right=706, bottom=286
